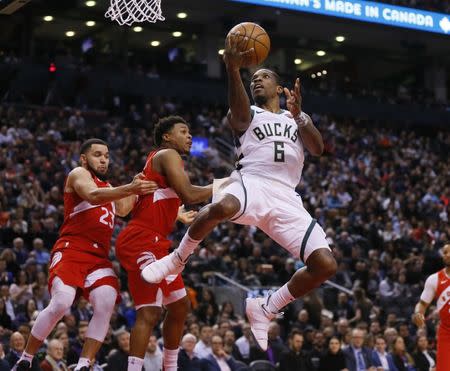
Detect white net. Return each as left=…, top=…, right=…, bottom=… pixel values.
left=105, top=0, right=165, bottom=26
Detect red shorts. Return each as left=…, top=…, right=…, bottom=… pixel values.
left=116, top=225, right=186, bottom=309
left=437, top=329, right=450, bottom=371
left=49, top=243, right=119, bottom=302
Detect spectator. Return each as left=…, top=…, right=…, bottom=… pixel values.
left=223, top=330, right=243, bottom=362
left=309, top=331, right=327, bottom=370
left=143, top=335, right=162, bottom=371
left=106, top=329, right=130, bottom=371
left=0, top=343, right=10, bottom=371
left=194, top=325, right=213, bottom=359
left=343, top=329, right=375, bottom=371
left=5, top=332, right=40, bottom=370
left=279, top=331, right=309, bottom=371
left=371, top=336, right=398, bottom=371
left=201, top=335, right=241, bottom=371
left=9, top=270, right=33, bottom=307
left=391, top=336, right=415, bottom=371
left=249, top=322, right=286, bottom=365
left=235, top=323, right=252, bottom=362
left=412, top=335, right=436, bottom=371
left=31, top=238, right=50, bottom=265
left=40, top=339, right=69, bottom=371
left=0, top=298, right=12, bottom=330
left=319, top=336, right=347, bottom=371
left=178, top=333, right=202, bottom=371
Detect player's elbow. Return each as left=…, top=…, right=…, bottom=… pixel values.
left=86, top=190, right=104, bottom=205
left=309, top=143, right=324, bottom=157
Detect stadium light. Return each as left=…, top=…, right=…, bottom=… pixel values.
left=311, top=74, right=316, bottom=79
left=85, top=1, right=96, bottom=7
left=133, top=26, right=143, bottom=32
left=317, top=72, right=322, bottom=76
left=172, top=31, right=183, bottom=37
left=294, top=58, right=302, bottom=65
left=218, top=49, right=225, bottom=55
left=177, top=12, right=187, bottom=19
left=86, top=21, right=96, bottom=27
left=335, top=35, right=345, bottom=42
left=43, top=15, right=53, bottom=22
left=150, top=40, right=160, bottom=47
left=316, top=50, right=326, bottom=57
left=322, top=70, right=327, bottom=75
left=65, top=31, right=75, bottom=37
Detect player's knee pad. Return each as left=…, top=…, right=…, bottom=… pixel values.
left=89, top=285, right=117, bottom=315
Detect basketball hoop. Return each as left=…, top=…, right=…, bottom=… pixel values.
left=105, top=0, right=165, bottom=26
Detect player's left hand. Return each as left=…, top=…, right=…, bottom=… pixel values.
left=177, top=205, right=198, bottom=225
left=283, top=78, right=302, bottom=117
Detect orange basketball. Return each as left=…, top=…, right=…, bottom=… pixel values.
left=226, top=22, right=270, bottom=67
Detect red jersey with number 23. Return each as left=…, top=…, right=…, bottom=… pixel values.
left=55, top=171, right=115, bottom=258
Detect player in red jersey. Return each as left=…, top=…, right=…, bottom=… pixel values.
left=16, top=138, right=157, bottom=371
left=413, top=243, right=450, bottom=371
left=115, top=116, right=212, bottom=371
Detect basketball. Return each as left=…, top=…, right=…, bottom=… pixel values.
left=226, top=22, right=271, bottom=67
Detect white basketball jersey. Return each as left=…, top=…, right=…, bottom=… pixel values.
left=235, top=105, right=304, bottom=188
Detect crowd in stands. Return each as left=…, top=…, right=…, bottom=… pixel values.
left=0, top=100, right=448, bottom=370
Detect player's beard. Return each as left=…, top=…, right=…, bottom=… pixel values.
left=254, top=94, right=268, bottom=106
left=86, top=160, right=108, bottom=181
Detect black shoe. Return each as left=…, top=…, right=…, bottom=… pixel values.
left=15, top=360, right=31, bottom=371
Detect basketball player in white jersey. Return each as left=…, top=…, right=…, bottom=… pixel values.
left=141, top=33, right=337, bottom=350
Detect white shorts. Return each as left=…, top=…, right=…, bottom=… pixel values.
left=213, top=171, right=330, bottom=262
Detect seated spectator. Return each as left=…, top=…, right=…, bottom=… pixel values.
left=106, top=329, right=130, bottom=371
left=309, top=330, right=326, bottom=370
left=194, top=325, right=213, bottom=359
left=249, top=322, right=286, bottom=365
left=372, top=335, right=398, bottom=371
left=0, top=343, right=10, bottom=371
left=223, top=329, right=243, bottom=362
left=31, top=238, right=50, bottom=265
left=279, top=330, right=309, bottom=371
left=319, top=336, right=347, bottom=371
left=1, top=284, right=16, bottom=321
left=391, top=336, right=415, bottom=371
left=412, top=335, right=436, bottom=371
left=343, top=329, right=375, bottom=371
left=9, top=270, right=33, bottom=307
left=235, top=323, right=252, bottom=362
left=178, top=333, right=202, bottom=371
left=40, top=339, right=69, bottom=371
left=201, top=335, right=241, bottom=371
left=0, top=259, right=13, bottom=285
left=66, top=322, right=88, bottom=365
left=5, top=331, right=40, bottom=370
left=0, top=298, right=12, bottom=330
left=143, top=335, right=162, bottom=371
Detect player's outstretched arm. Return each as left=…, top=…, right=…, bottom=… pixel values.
left=69, top=168, right=157, bottom=205
left=223, top=32, right=253, bottom=133
left=284, top=78, right=324, bottom=156
left=157, top=149, right=212, bottom=205
left=115, top=195, right=138, bottom=217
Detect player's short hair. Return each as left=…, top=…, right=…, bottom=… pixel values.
left=153, top=115, right=188, bottom=146
left=80, top=138, right=108, bottom=155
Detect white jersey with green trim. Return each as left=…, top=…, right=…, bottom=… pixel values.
left=235, top=105, right=304, bottom=189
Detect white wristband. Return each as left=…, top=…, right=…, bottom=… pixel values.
left=294, top=112, right=309, bottom=128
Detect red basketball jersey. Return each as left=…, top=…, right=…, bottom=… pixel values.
left=435, top=269, right=450, bottom=334
left=128, top=150, right=181, bottom=238
left=55, top=171, right=115, bottom=257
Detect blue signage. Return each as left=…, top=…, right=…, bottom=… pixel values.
left=230, top=0, right=450, bottom=35
left=190, top=137, right=209, bottom=157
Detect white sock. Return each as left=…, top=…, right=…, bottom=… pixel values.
left=128, top=356, right=144, bottom=371
left=163, top=347, right=179, bottom=371
left=18, top=351, right=34, bottom=363
left=75, top=358, right=90, bottom=370
left=176, top=232, right=201, bottom=261
left=267, top=284, right=295, bottom=313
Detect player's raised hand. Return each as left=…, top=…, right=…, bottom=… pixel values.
left=283, top=78, right=303, bottom=117
left=130, top=173, right=158, bottom=195
left=177, top=205, right=198, bottom=225
left=412, top=312, right=426, bottom=328
left=223, top=32, right=254, bottom=70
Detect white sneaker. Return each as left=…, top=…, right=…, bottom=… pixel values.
left=245, top=297, right=276, bottom=351
left=141, top=252, right=185, bottom=283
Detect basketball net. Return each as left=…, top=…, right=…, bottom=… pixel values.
left=105, top=0, right=165, bottom=26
